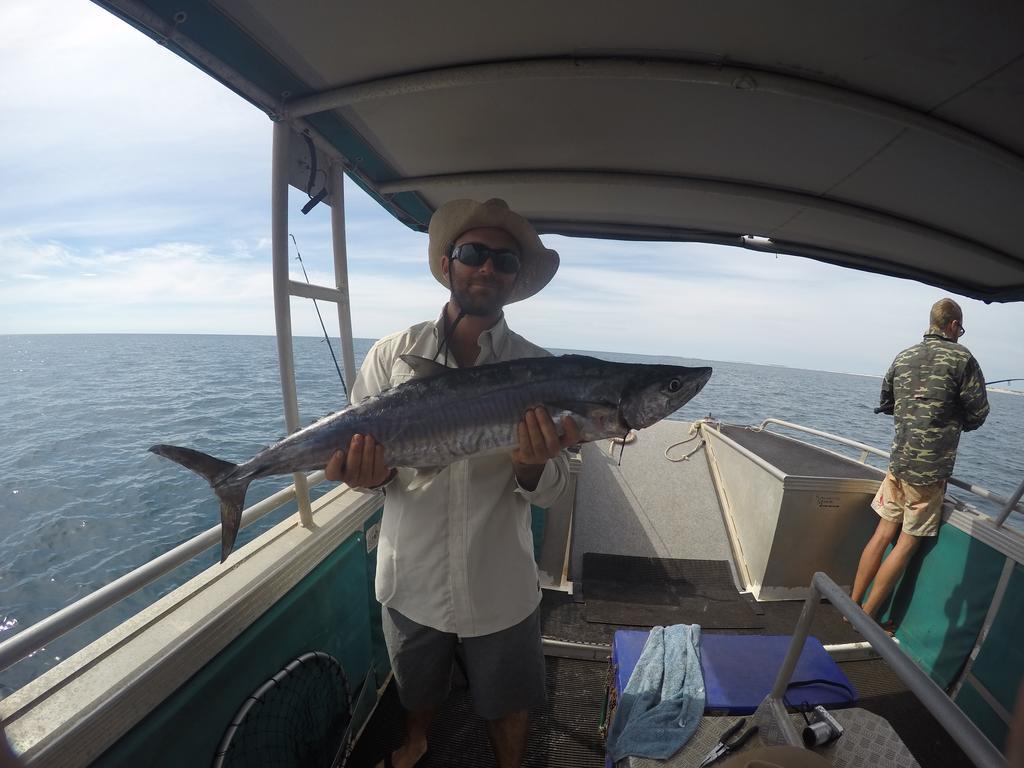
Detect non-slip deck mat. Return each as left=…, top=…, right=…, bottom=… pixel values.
left=582, top=554, right=764, bottom=629
left=348, top=656, right=607, bottom=768
left=349, top=610, right=967, bottom=768
left=838, top=660, right=973, bottom=768
left=628, top=709, right=919, bottom=768
left=542, top=590, right=616, bottom=646
left=542, top=587, right=862, bottom=646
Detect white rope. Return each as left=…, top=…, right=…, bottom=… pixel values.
left=664, top=436, right=705, bottom=462
left=663, top=417, right=716, bottom=462
left=609, top=429, right=637, bottom=446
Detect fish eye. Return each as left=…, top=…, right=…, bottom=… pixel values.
left=667, top=378, right=682, bottom=393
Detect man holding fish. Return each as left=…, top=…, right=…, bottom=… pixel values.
left=326, top=198, right=580, bottom=768
left=151, top=198, right=710, bottom=766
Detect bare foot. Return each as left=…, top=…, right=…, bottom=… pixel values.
left=377, top=739, right=428, bottom=768
left=843, top=615, right=897, bottom=637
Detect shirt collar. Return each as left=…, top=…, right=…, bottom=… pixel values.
left=430, top=305, right=512, bottom=364
left=477, top=313, right=511, bottom=362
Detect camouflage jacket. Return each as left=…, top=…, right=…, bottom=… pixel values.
left=878, top=334, right=989, bottom=484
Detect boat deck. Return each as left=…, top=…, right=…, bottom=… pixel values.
left=348, top=421, right=975, bottom=767
left=350, top=593, right=972, bottom=767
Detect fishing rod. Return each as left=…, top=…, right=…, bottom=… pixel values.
left=289, top=233, right=348, bottom=397
left=874, top=378, right=1024, bottom=412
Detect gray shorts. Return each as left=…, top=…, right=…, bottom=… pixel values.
left=381, top=605, right=546, bottom=720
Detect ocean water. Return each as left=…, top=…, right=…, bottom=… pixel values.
left=1, top=333, right=1022, bottom=693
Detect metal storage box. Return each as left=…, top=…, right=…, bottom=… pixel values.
left=704, top=424, right=883, bottom=600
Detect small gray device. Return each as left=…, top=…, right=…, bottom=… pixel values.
left=801, top=705, right=844, bottom=748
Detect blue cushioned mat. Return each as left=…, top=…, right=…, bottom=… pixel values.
left=612, top=630, right=857, bottom=715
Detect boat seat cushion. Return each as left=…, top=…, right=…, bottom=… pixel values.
left=612, top=630, right=857, bottom=715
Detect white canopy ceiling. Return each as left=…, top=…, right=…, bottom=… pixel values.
left=100, top=0, right=1024, bottom=301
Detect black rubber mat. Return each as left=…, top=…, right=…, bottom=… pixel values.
left=749, top=599, right=863, bottom=645
left=542, top=589, right=863, bottom=647
left=542, top=590, right=615, bottom=646
left=347, top=656, right=607, bottom=768
left=581, top=554, right=765, bottom=629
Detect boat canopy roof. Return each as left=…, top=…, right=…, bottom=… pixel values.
left=99, top=1, right=1024, bottom=301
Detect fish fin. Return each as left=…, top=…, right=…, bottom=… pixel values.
left=149, top=444, right=250, bottom=563
left=216, top=487, right=248, bottom=563
left=400, top=354, right=450, bottom=379
left=407, top=467, right=442, bottom=490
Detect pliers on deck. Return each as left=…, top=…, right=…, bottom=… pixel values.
left=698, top=717, right=760, bottom=767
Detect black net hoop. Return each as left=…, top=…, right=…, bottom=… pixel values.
left=212, top=650, right=351, bottom=768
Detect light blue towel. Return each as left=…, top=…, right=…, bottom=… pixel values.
left=606, top=624, right=705, bottom=762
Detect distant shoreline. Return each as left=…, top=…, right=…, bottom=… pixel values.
left=5, top=333, right=1021, bottom=387
left=989, top=387, right=1024, bottom=396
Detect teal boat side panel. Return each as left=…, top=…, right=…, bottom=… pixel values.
left=877, top=523, right=1003, bottom=689
left=95, top=533, right=372, bottom=768
left=954, top=678, right=1009, bottom=753
left=531, top=504, right=546, bottom=561
left=363, top=506, right=392, bottom=688
left=963, top=562, right=1024, bottom=713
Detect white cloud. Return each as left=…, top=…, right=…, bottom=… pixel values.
left=1, top=0, right=1022, bottom=382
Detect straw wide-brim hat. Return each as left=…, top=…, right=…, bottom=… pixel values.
left=428, top=198, right=560, bottom=303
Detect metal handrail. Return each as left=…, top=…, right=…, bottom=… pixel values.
left=1, top=126, right=363, bottom=683
left=758, top=418, right=1024, bottom=523
left=995, top=477, right=1024, bottom=527
left=764, top=572, right=1007, bottom=768
left=757, top=418, right=888, bottom=461
left=0, top=471, right=326, bottom=673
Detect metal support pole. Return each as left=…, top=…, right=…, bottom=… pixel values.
left=329, top=162, right=357, bottom=395
left=272, top=120, right=313, bottom=528
left=995, top=475, right=1024, bottom=527
left=763, top=573, right=1007, bottom=768
left=765, top=582, right=819, bottom=746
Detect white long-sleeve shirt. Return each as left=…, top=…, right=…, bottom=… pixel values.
left=351, top=310, right=570, bottom=637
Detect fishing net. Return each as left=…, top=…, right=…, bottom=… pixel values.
left=212, top=651, right=351, bottom=768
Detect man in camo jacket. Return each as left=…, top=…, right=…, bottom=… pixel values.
left=851, top=298, right=989, bottom=630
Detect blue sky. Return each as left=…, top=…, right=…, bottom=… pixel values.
left=2, top=1, right=1023, bottom=381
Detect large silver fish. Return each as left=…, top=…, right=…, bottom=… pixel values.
left=151, top=354, right=712, bottom=561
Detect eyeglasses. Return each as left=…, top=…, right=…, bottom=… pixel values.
left=955, top=320, right=966, bottom=338
left=449, top=243, right=521, bottom=274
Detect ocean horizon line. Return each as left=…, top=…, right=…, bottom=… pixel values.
left=7, top=332, right=1021, bottom=389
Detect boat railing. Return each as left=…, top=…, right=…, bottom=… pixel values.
left=1, top=122, right=364, bottom=686
left=764, top=572, right=1007, bottom=768
left=757, top=418, right=1024, bottom=527
left=0, top=471, right=328, bottom=674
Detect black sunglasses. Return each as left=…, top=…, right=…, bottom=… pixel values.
left=449, top=242, right=521, bottom=274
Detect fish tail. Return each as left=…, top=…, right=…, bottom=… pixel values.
left=149, top=444, right=250, bottom=563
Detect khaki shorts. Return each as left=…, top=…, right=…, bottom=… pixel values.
left=871, top=471, right=946, bottom=537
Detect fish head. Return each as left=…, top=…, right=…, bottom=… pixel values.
left=619, top=365, right=712, bottom=429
